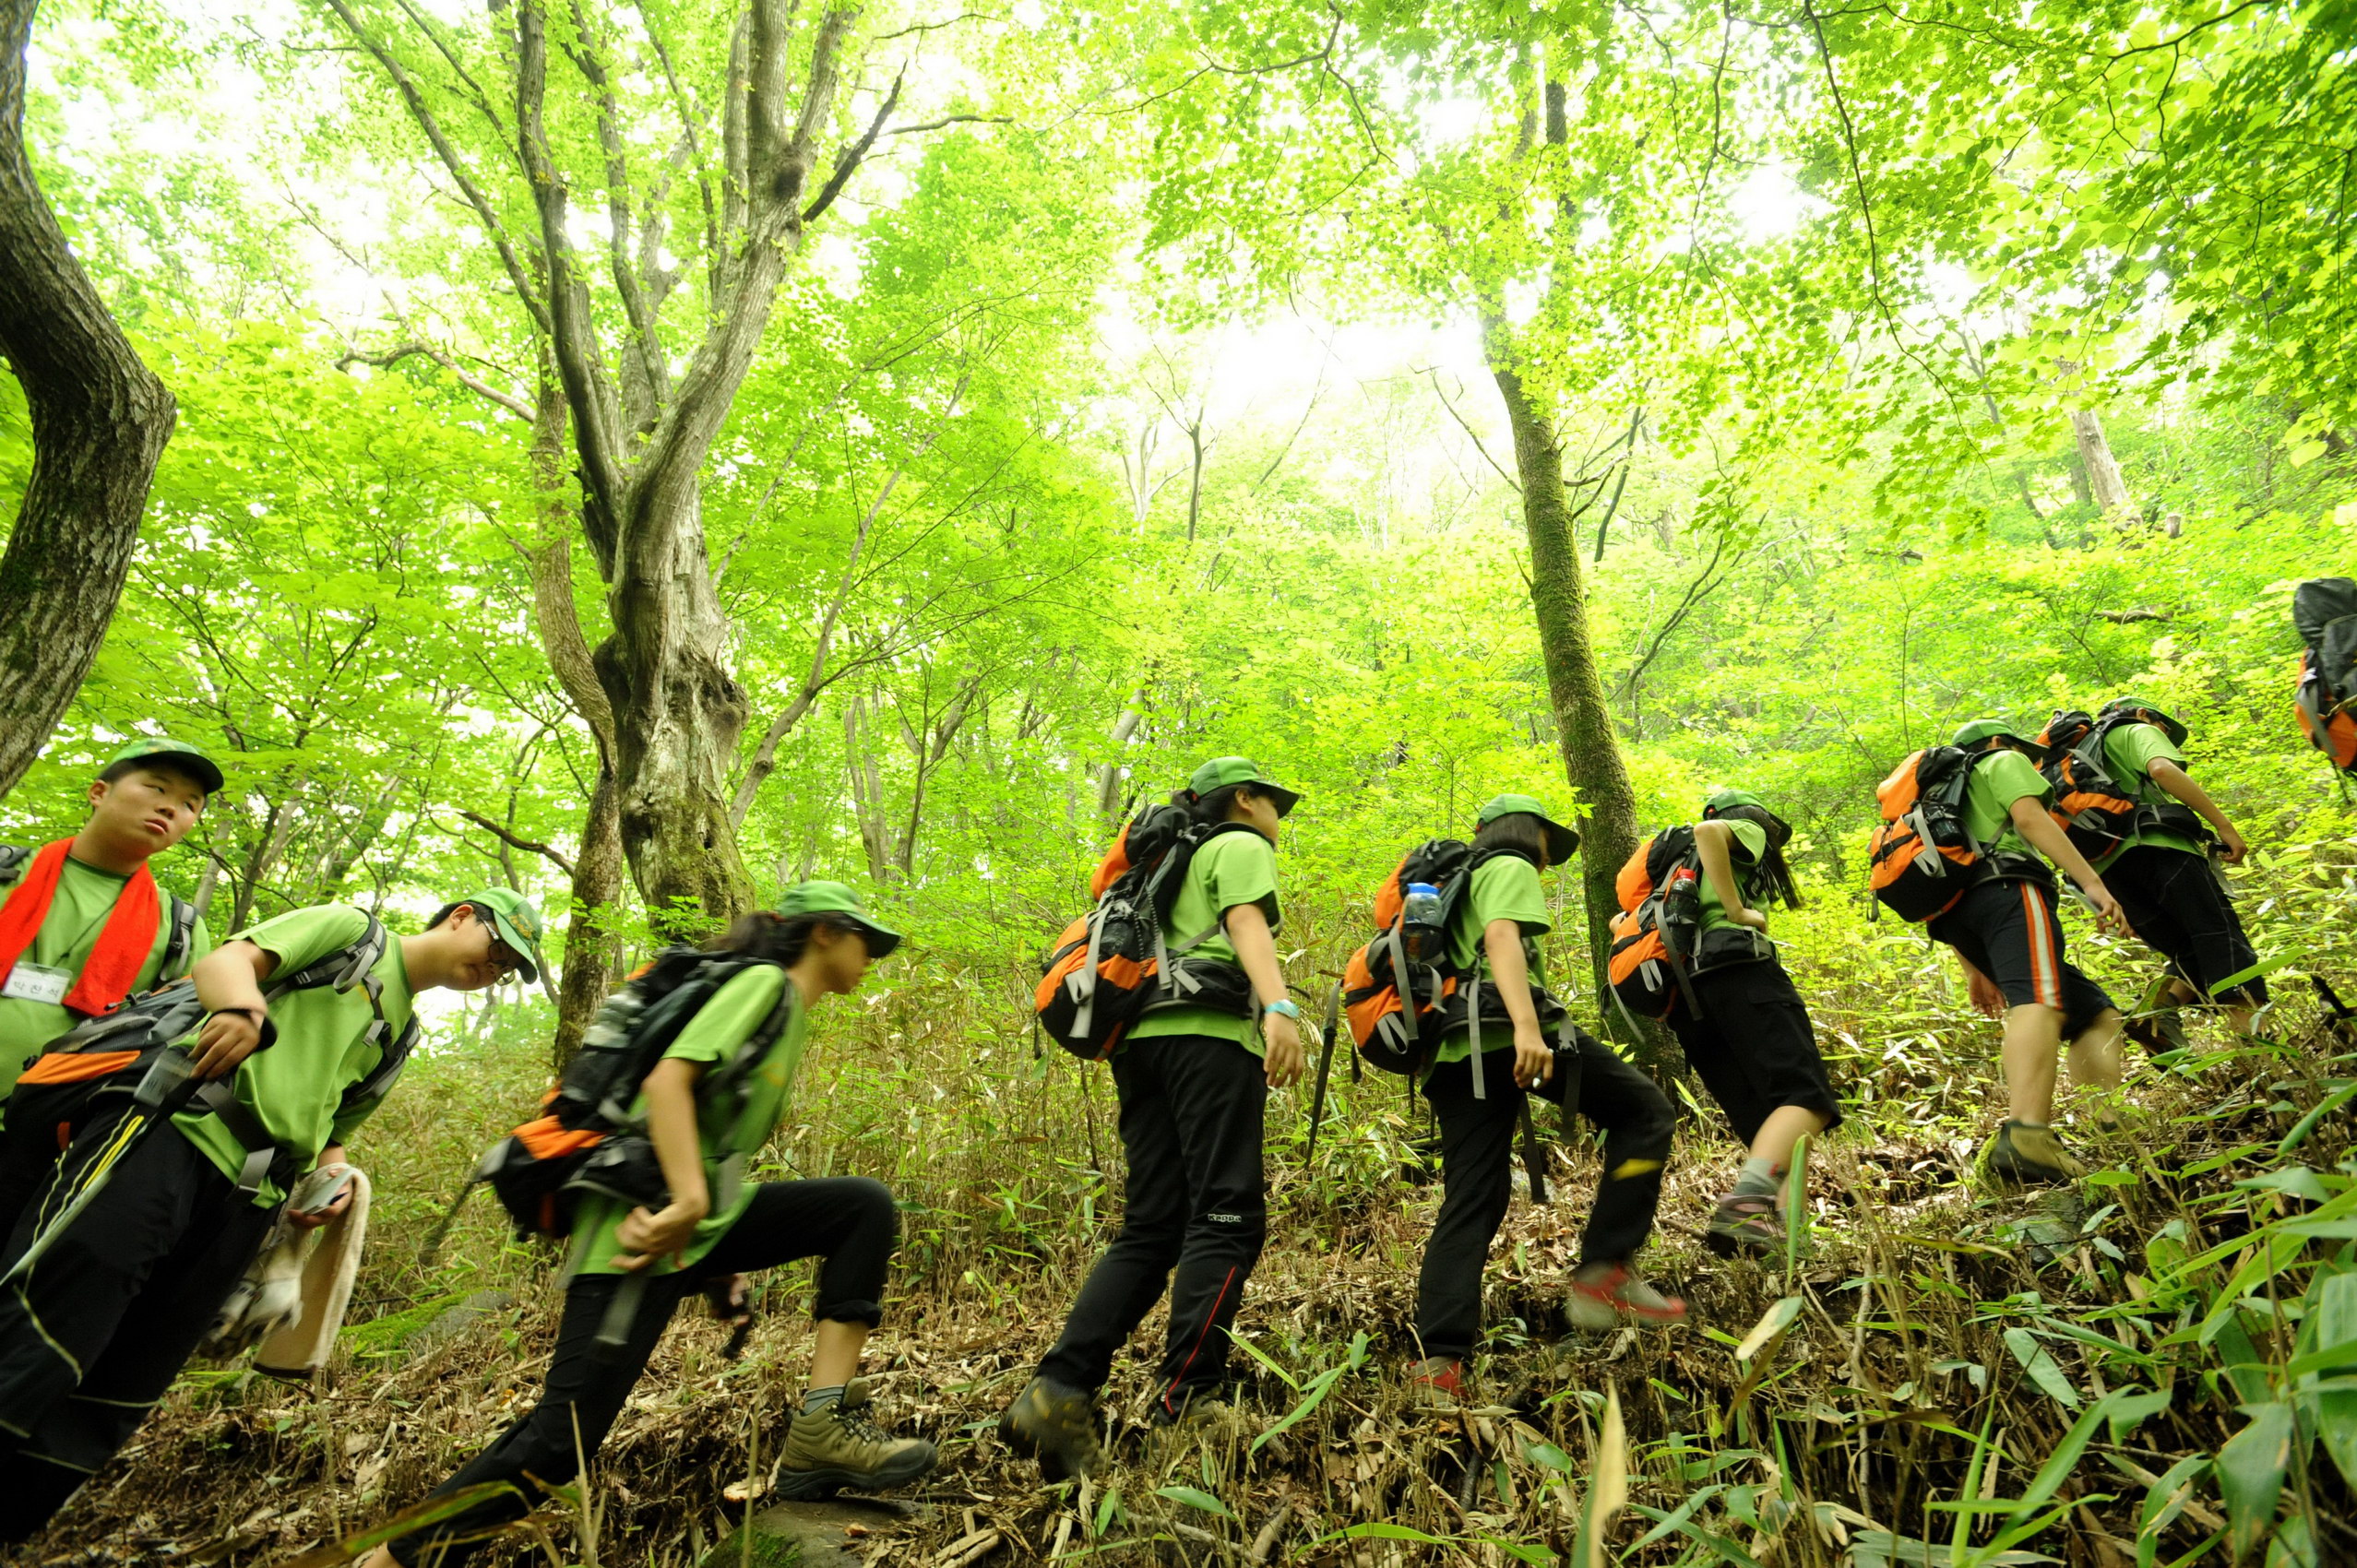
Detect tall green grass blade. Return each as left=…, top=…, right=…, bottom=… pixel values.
left=2215, top=1401, right=2295, bottom=1563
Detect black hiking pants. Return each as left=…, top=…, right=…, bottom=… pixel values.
left=1414, top=1034, right=1673, bottom=1362
left=387, top=1176, right=899, bottom=1567
left=1037, top=1032, right=1266, bottom=1416
left=0, top=1109, right=273, bottom=1544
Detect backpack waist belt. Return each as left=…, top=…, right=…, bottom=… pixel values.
left=191, top=1079, right=303, bottom=1196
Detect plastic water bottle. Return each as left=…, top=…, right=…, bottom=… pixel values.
left=1400, top=882, right=1445, bottom=960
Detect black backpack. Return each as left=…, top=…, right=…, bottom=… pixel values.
left=7, top=916, right=415, bottom=1198
left=2295, top=578, right=2357, bottom=775
left=453, top=950, right=797, bottom=1245
left=0, top=845, right=201, bottom=986
left=1033, top=807, right=1259, bottom=1062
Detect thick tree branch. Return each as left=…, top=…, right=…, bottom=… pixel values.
left=804, top=73, right=903, bottom=223
left=337, top=342, right=534, bottom=421
left=565, top=0, right=669, bottom=431
left=456, top=808, right=577, bottom=874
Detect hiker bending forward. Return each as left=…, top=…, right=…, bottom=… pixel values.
left=1669, top=790, right=1841, bottom=1255
left=1411, top=795, right=1682, bottom=1406
left=1002, top=758, right=1307, bottom=1480
left=361, top=884, right=934, bottom=1568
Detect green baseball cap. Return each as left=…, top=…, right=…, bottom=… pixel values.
left=1950, top=719, right=2038, bottom=754
left=779, top=880, right=903, bottom=956
left=427, top=887, right=550, bottom=983
left=1185, top=757, right=1302, bottom=817
left=102, top=736, right=223, bottom=795
left=1476, top=792, right=1580, bottom=863
left=1704, top=787, right=1768, bottom=815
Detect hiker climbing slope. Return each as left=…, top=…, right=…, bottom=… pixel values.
left=0, top=739, right=220, bottom=1124
left=1893, top=720, right=2129, bottom=1188
left=1004, top=758, right=1307, bottom=1479
left=2042, top=699, right=2265, bottom=1039
left=1403, top=794, right=1683, bottom=1408
left=0, top=886, right=544, bottom=1543
left=358, top=883, right=934, bottom=1568
left=1611, top=790, right=1839, bottom=1256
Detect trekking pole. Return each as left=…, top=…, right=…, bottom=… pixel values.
left=3, top=1045, right=201, bottom=1287
left=1305, top=982, right=1341, bottom=1166
left=1517, top=1098, right=1548, bottom=1204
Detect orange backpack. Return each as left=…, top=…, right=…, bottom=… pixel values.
left=1604, top=827, right=1705, bottom=1021
left=1865, top=747, right=1994, bottom=921
left=2295, top=577, right=2357, bottom=775
left=2036, top=706, right=2210, bottom=858
left=1034, top=808, right=1257, bottom=1061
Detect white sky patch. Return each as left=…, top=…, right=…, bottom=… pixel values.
left=1728, top=163, right=1823, bottom=242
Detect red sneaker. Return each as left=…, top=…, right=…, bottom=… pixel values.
left=1406, top=1356, right=1465, bottom=1409
left=1567, top=1263, right=1687, bottom=1329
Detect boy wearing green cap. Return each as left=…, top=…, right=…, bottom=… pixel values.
left=1408, top=794, right=1683, bottom=1405
left=1004, top=758, right=1306, bottom=1478
left=0, top=739, right=225, bottom=1112
left=1930, top=721, right=2129, bottom=1188
left=1665, top=790, right=1840, bottom=1254
left=361, top=882, right=936, bottom=1567
left=0, top=887, right=542, bottom=1543
left=2075, top=699, right=2264, bottom=1038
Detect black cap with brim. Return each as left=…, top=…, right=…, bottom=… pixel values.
left=1477, top=792, right=1581, bottom=862
left=1186, top=756, right=1303, bottom=818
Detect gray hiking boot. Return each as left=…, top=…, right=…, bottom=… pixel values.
left=999, top=1374, right=1103, bottom=1481
left=1982, top=1120, right=2087, bottom=1188
left=1565, top=1262, right=1687, bottom=1329
left=1704, top=1192, right=1787, bottom=1258
left=772, top=1388, right=938, bottom=1499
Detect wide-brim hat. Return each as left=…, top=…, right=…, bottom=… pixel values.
left=1476, top=792, right=1580, bottom=862
left=1185, top=756, right=1302, bottom=818
left=103, top=736, right=224, bottom=796
left=427, top=886, right=550, bottom=983
left=779, top=880, right=903, bottom=956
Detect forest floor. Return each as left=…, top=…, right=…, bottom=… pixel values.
left=11, top=957, right=2357, bottom=1567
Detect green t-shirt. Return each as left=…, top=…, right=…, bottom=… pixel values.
left=2091, top=722, right=2205, bottom=871
left=0, top=856, right=213, bottom=1108
left=172, top=904, right=412, bottom=1207
left=1696, top=818, right=1770, bottom=935
left=1960, top=749, right=2050, bottom=860
left=1430, top=854, right=1551, bottom=1069
left=1128, top=828, right=1280, bottom=1054
left=569, top=963, right=808, bottom=1278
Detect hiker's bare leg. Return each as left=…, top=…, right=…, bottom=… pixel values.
left=811, top=1317, right=870, bottom=1392
left=1749, top=1105, right=1827, bottom=1173
left=2001, top=1004, right=2065, bottom=1123
left=2223, top=1002, right=2256, bottom=1036
left=2067, top=1009, right=2124, bottom=1121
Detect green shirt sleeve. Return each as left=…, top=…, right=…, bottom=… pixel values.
left=235, top=905, right=374, bottom=977
left=1448, top=856, right=1550, bottom=978
left=665, top=963, right=792, bottom=1071
left=2104, top=723, right=2187, bottom=796
left=1966, top=749, right=2051, bottom=855
left=1196, top=829, right=1280, bottom=936
left=1697, top=818, right=1768, bottom=932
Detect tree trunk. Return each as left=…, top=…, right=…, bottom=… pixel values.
left=0, top=0, right=176, bottom=799
left=2065, top=407, right=2133, bottom=517
left=1486, top=322, right=1655, bottom=1059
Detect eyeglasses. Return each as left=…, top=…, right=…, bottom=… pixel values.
left=487, top=937, right=525, bottom=977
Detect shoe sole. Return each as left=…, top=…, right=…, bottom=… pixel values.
left=998, top=1414, right=1101, bottom=1482
left=771, top=1448, right=939, bottom=1500
left=1566, top=1300, right=1687, bottom=1330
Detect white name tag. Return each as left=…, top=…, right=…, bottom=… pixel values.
left=1, top=962, right=71, bottom=1005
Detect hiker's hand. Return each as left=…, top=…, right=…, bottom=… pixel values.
left=1968, top=969, right=2006, bottom=1018
left=190, top=1006, right=265, bottom=1080
left=613, top=1197, right=708, bottom=1272
left=1732, top=908, right=1769, bottom=932
left=1513, top=1023, right=1553, bottom=1088
left=291, top=1182, right=354, bottom=1231
left=2218, top=826, right=2249, bottom=866
left=1261, top=1011, right=1304, bottom=1088
left=2082, top=882, right=2129, bottom=936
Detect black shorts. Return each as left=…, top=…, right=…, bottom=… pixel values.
left=1926, top=878, right=2115, bottom=1039
left=2103, top=846, right=2268, bottom=1007
left=1666, top=956, right=1843, bottom=1146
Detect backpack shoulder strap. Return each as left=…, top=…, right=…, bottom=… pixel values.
left=338, top=1012, right=423, bottom=1118
left=267, top=913, right=389, bottom=1006
left=0, top=846, right=30, bottom=889
left=160, top=896, right=198, bottom=982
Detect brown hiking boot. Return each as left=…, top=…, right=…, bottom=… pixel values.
left=1982, top=1120, right=2087, bottom=1189
left=772, top=1391, right=938, bottom=1499
left=999, top=1374, right=1103, bottom=1481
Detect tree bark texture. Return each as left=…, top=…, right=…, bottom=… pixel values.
left=0, top=0, right=176, bottom=799
left=1486, top=327, right=1653, bottom=1055
left=2065, top=407, right=2134, bottom=517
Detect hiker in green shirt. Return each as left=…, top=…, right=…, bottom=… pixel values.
left=1003, top=758, right=1305, bottom=1480
left=0, top=886, right=544, bottom=1545
left=2080, top=699, right=2264, bottom=1039
left=1925, top=720, right=2129, bottom=1189
left=363, top=883, right=935, bottom=1568
left=0, top=738, right=223, bottom=1114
